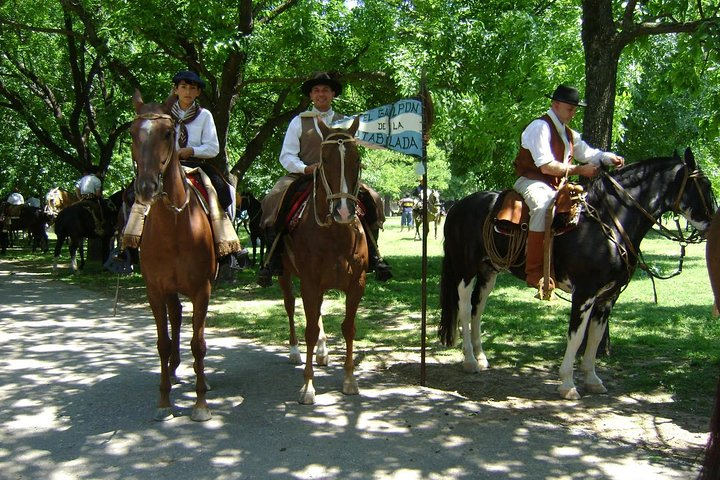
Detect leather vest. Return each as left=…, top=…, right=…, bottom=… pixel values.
left=513, top=114, right=574, bottom=189
left=299, top=113, right=345, bottom=166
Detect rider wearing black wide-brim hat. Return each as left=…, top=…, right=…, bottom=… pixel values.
left=256, top=72, right=393, bottom=287
left=513, top=84, right=624, bottom=296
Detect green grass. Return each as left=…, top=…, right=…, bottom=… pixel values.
left=4, top=217, right=719, bottom=415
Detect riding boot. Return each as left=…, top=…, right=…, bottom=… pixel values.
left=366, top=225, right=392, bottom=282
left=256, top=228, right=283, bottom=288
left=525, top=231, right=545, bottom=288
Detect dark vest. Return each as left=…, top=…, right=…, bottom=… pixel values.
left=513, top=114, right=574, bottom=189
left=299, top=113, right=345, bottom=166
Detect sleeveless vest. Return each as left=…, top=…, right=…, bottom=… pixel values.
left=299, top=113, right=345, bottom=165
left=513, top=114, right=574, bottom=189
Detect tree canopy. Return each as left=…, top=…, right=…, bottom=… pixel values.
left=1, top=0, right=718, bottom=201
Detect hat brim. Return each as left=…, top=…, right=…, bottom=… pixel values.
left=301, top=78, right=342, bottom=96
left=545, top=93, right=586, bottom=107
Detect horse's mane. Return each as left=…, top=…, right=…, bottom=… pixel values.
left=584, top=155, right=680, bottom=200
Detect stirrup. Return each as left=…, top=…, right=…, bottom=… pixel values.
left=534, top=277, right=555, bottom=301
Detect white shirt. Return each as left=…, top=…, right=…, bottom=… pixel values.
left=77, top=174, right=102, bottom=196
left=279, top=107, right=342, bottom=174
left=521, top=109, right=615, bottom=168
left=174, top=107, right=220, bottom=159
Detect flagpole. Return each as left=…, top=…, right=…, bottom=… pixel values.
left=419, top=75, right=429, bottom=387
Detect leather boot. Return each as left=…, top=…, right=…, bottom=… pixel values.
left=366, top=224, right=392, bottom=281
left=256, top=228, right=283, bottom=288
left=524, top=231, right=545, bottom=288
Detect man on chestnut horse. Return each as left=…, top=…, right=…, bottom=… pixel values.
left=257, top=72, right=392, bottom=287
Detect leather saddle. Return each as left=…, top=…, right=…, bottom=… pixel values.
left=492, top=183, right=586, bottom=236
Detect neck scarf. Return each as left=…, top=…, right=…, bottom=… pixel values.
left=171, top=100, right=201, bottom=148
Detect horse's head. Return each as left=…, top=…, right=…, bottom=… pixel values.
left=130, top=90, right=177, bottom=204
left=674, top=148, right=717, bottom=235
left=45, top=187, right=64, bottom=217
left=316, top=116, right=361, bottom=224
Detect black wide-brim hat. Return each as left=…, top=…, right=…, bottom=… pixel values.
left=300, top=72, right=342, bottom=97
left=545, top=85, right=586, bottom=107
left=172, top=70, right=206, bottom=89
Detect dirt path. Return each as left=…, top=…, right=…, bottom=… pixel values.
left=0, top=259, right=707, bottom=479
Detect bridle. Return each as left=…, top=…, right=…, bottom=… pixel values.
left=313, top=131, right=361, bottom=226
left=133, top=113, right=190, bottom=214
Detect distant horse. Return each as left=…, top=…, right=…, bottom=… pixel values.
left=52, top=196, right=119, bottom=272
left=700, top=208, right=720, bottom=479
left=439, top=149, right=715, bottom=400
left=278, top=116, right=367, bottom=404
left=237, top=191, right=265, bottom=265
left=0, top=202, right=49, bottom=252
left=413, top=189, right=444, bottom=240
left=45, top=187, right=76, bottom=221
left=131, top=91, right=216, bottom=422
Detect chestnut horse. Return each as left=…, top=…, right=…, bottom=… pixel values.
left=440, top=149, right=715, bottom=400
left=700, top=208, right=720, bottom=479
left=130, top=91, right=216, bottom=422
left=278, top=117, right=368, bottom=405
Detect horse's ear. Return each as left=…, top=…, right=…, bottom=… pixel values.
left=684, top=147, right=697, bottom=171
left=162, top=94, right=176, bottom=114
left=318, top=117, right=331, bottom=137
left=132, top=89, right=144, bottom=114
left=348, top=115, right=361, bottom=136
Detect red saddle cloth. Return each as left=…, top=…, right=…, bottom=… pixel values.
left=186, top=173, right=209, bottom=205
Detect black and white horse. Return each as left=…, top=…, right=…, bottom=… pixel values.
left=439, top=149, right=715, bottom=399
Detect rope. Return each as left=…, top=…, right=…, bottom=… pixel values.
left=482, top=218, right=526, bottom=271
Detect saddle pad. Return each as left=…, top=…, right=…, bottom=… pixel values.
left=187, top=173, right=209, bottom=205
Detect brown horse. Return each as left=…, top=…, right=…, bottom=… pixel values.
left=278, top=116, right=368, bottom=405
left=45, top=187, right=76, bottom=221
left=130, top=91, right=216, bottom=422
left=700, top=208, right=720, bottom=479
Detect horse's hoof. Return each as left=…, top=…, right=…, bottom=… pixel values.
left=298, top=385, right=316, bottom=405
left=315, top=354, right=329, bottom=366
left=153, top=407, right=175, bottom=422
left=462, top=360, right=487, bottom=373
left=558, top=386, right=581, bottom=400
left=585, top=382, right=607, bottom=394
left=289, top=346, right=303, bottom=364
left=191, top=407, right=212, bottom=422
left=342, top=378, right=359, bottom=396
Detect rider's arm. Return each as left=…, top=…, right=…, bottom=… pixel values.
left=181, top=110, right=220, bottom=159
left=523, top=121, right=598, bottom=178
left=279, top=116, right=311, bottom=174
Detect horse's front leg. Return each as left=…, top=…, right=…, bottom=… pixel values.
left=298, top=287, right=323, bottom=405
left=148, top=296, right=173, bottom=421
left=558, top=294, right=594, bottom=400
left=341, top=285, right=363, bottom=396
left=470, top=273, right=497, bottom=370
left=580, top=296, right=617, bottom=395
left=315, top=315, right=329, bottom=366
left=167, top=295, right=183, bottom=385
left=279, top=272, right=302, bottom=364
left=189, top=287, right=211, bottom=422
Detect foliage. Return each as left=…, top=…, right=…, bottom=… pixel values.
left=0, top=0, right=719, bottom=202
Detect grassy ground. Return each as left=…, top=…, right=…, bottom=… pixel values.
left=5, top=214, right=719, bottom=416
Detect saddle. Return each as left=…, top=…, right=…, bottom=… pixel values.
left=492, top=183, right=585, bottom=236
left=275, top=175, right=368, bottom=232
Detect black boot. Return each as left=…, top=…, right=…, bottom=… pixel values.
left=256, top=229, right=283, bottom=288
left=366, top=225, right=392, bottom=281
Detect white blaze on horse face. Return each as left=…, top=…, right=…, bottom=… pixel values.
left=336, top=175, right=351, bottom=221
left=138, top=119, right=153, bottom=140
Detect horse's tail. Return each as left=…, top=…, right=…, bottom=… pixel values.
left=439, top=208, right=462, bottom=347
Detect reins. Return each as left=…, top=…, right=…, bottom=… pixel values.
left=582, top=165, right=710, bottom=302
left=313, top=131, right=360, bottom=227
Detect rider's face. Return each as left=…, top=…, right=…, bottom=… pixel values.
left=174, top=81, right=201, bottom=109
left=310, top=85, right=336, bottom=112
left=551, top=100, right=578, bottom=125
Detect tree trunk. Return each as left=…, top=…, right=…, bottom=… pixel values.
left=581, top=0, right=623, bottom=150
